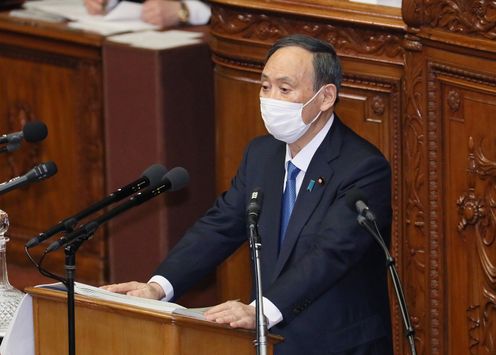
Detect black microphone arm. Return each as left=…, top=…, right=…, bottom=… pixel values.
left=25, top=163, right=167, bottom=249
left=0, top=121, right=48, bottom=154
left=246, top=187, right=268, bottom=355
left=347, top=189, right=417, bottom=355
left=0, top=161, right=57, bottom=196
left=45, top=166, right=189, bottom=253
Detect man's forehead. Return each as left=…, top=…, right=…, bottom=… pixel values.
left=262, top=46, right=314, bottom=79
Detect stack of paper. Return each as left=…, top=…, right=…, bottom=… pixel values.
left=108, top=29, right=203, bottom=49
left=40, top=281, right=208, bottom=319
left=19, top=0, right=158, bottom=35
left=349, top=0, right=402, bottom=7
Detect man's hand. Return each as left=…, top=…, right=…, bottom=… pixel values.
left=101, top=281, right=165, bottom=299
left=84, top=0, right=107, bottom=15
left=141, top=0, right=182, bottom=28
left=204, top=301, right=256, bottom=329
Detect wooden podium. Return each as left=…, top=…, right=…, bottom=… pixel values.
left=27, top=287, right=280, bottom=355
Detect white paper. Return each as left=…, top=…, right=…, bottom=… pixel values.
left=349, top=0, right=402, bottom=7
left=9, top=8, right=66, bottom=22
left=23, top=0, right=157, bottom=35
left=68, top=19, right=156, bottom=36
left=24, top=0, right=89, bottom=21
left=103, top=1, right=142, bottom=21
left=108, top=30, right=203, bottom=50
left=36, top=281, right=184, bottom=313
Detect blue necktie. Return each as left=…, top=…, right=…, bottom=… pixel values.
left=279, top=161, right=300, bottom=248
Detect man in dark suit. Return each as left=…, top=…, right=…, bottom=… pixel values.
left=105, top=34, right=394, bottom=355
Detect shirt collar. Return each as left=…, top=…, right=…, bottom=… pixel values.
left=285, top=113, right=335, bottom=173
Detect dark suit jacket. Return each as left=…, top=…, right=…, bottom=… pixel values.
left=155, top=116, right=393, bottom=355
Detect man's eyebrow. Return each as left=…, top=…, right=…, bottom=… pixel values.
left=260, top=73, right=296, bottom=85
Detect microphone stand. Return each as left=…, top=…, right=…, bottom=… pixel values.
left=357, top=216, right=417, bottom=355
left=248, top=223, right=268, bottom=355
left=63, top=233, right=91, bottom=355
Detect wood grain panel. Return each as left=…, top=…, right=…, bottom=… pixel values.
left=29, top=287, right=281, bottom=354
left=0, top=22, right=105, bottom=284
left=443, top=85, right=496, bottom=355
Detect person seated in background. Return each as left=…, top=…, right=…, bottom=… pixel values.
left=83, top=0, right=211, bottom=28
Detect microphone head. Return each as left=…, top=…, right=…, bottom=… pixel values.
left=247, top=187, right=263, bottom=215
left=162, top=167, right=189, bottom=192
left=23, top=121, right=48, bottom=143
left=345, top=188, right=367, bottom=212
left=142, top=164, right=168, bottom=186
left=26, top=161, right=58, bottom=182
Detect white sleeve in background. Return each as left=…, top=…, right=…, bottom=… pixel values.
left=105, top=0, right=119, bottom=12
left=250, top=297, right=283, bottom=329
left=184, top=0, right=211, bottom=25
left=148, top=275, right=175, bottom=301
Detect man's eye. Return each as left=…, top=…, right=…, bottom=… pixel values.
left=280, top=87, right=290, bottom=94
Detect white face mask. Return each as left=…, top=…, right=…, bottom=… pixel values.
left=260, top=87, right=324, bottom=144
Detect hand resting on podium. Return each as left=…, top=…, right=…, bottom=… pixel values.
left=101, top=281, right=165, bottom=299
left=102, top=281, right=257, bottom=329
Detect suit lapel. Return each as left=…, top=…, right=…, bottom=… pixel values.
left=271, top=118, right=344, bottom=281
left=258, top=141, right=285, bottom=286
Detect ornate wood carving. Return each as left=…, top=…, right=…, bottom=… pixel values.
left=426, top=60, right=446, bottom=355
left=210, top=6, right=405, bottom=64
left=403, top=34, right=428, bottom=355
left=422, top=0, right=496, bottom=39
left=457, top=137, right=496, bottom=284
left=371, top=95, right=386, bottom=116
left=432, top=63, right=496, bottom=87
left=447, top=89, right=461, bottom=112
left=467, top=293, right=496, bottom=355
left=385, top=81, right=403, bottom=355
left=458, top=137, right=496, bottom=354
left=402, top=0, right=425, bottom=28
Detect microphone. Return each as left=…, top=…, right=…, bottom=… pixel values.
left=46, top=167, right=189, bottom=253
left=346, top=189, right=376, bottom=222
left=25, top=163, right=167, bottom=249
left=0, top=161, right=57, bottom=196
left=247, top=187, right=263, bottom=229
left=347, top=188, right=417, bottom=355
left=246, top=187, right=267, bottom=352
left=0, top=121, right=48, bottom=153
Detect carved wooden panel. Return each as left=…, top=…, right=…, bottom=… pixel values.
left=412, top=0, right=496, bottom=40
left=402, top=34, right=429, bottom=355
left=440, top=78, right=496, bottom=355
left=210, top=3, right=405, bottom=66
left=210, top=6, right=405, bottom=353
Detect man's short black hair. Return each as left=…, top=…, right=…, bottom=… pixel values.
left=267, top=34, right=342, bottom=93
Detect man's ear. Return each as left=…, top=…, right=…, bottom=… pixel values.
left=319, top=84, right=337, bottom=111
